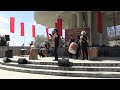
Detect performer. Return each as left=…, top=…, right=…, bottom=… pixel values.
left=44, top=41, right=50, bottom=49
left=68, top=35, right=74, bottom=58
left=49, top=31, right=55, bottom=39
left=80, top=31, right=89, bottom=60
left=75, top=35, right=80, bottom=59
left=30, top=41, right=34, bottom=49
left=52, top=29, right=60, bottom=61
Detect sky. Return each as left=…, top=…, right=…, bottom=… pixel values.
left=0, top=11, right=65, bottom=46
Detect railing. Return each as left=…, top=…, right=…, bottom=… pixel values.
left=0, top=46, right=30, bottom=58
left=0, top=46, right=119, bottom=58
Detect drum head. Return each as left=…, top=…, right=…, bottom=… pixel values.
left=68, top=48, right=76, bottom=54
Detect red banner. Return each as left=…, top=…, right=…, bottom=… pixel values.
left=46, top=27, right=49, bottom=39
left=10, top=17, right=15, bottom=33
left=32, top=25, right=35, bottom=38
left=65, top=28, right=90, bottom=42
left=96, top=11, right=102, bottom=33
left=57, top=18, right=62, bottom=36
left=20, top=22, right=24, bottom=36
left=55, top=23, right=58, bottom=29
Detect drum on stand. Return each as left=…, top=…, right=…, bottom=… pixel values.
left=68, top=42, right=78, bottom=54
left=29, top=48, right=38, bottom=60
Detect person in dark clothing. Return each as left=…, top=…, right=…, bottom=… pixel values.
left=80, top=31, right=89, bottom=60
left=68, top=35, right=74, bottom=58
left=75, top=36, right=80, bottom=59
left=44, top=41, right=50, bottom=49
left=44, top=41, right=50, bottom=55
left=52, top=29, right=60, bottom=61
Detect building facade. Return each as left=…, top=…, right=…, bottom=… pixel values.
left=34, top=11, right=120, bottom=46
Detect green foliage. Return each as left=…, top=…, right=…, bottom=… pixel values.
left=34, top=35, right=48, bottom=47
left=0, top=36, right=7, bottom=46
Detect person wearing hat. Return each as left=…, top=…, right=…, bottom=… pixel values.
left=52, top=29, right=60, bottom=61
left=80, top=30, right=89, bottom=60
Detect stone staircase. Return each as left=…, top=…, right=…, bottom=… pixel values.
left=0, top=57, right=120, bottom=78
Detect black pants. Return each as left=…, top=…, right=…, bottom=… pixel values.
left=69, top=53, right=73, bottom=58
left=54, top=46, right=59, bottom=60
left=81, top=47, right=88, bottom=60
left=76, top=47, right=80, bottom=58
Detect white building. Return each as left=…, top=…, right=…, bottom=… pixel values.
left=34, top=11, right=120, bottom=46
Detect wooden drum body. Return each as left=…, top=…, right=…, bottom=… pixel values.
left=88, top=47, right=98, bottom=60
left=29, top=48, right=38, bottom=60
left=80, top=47, right=98, bottom=60
left=68, top=42, right=78, bottom=54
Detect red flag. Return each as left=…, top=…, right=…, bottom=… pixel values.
left=32, top=25, right=35, bottom=38
left=20, top=22, right=24, bottom=36
left=55, top=23, right=58, bottom=29
left=46, top=27, right=49, bottom=39
left=96, top=11, right=102, bottom=33
left=57, top=18, right=62, bottom=36
left=113, top=11, right=116, bottom=35
left=10, top=17, right=15, bottom=33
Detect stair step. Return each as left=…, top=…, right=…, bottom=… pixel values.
left=11, top=59, right=120, bottom=67
left=1, top=63, right=120, bottom=78
left=2, top=62, right=120, bottom=72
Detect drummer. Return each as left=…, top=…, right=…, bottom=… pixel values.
left=75, top=35, right=80, bottom=59
left=80, top=30, right=89, bottom=60
left=68, top=35, right=75, bottom=58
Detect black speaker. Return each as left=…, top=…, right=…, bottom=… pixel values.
left=5, top=35, right=10, bottom=41
left=5, top=50, right=13, bottom=58
left=18, top=58, right=28, bottom=64
left=58, top=58, right=72, bottom=67
left=3, top=57, right=11, bottom=63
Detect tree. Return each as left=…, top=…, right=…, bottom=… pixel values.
left=34, top=35, right=48, bottom=47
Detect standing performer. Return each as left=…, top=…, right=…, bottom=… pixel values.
left=80, top=31, right=89, bottom=60
left=52, top=29, right=60, bottom=61
left=75, top=35, right=80, bottom=59
left=68, top=35, right=74, bottom=58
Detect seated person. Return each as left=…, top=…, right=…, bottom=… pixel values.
left=38, top=45, right=45, bottom=57
left=44, top=41, right=50, bottom=56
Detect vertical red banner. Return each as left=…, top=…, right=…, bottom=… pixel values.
left=55, top=23, right=58, bottom=29
left=57, top=18, right=62, bottom=36
left=10, top=17, right=15, bottom=33
left=46, top=27, right=49, bottom=39
left=32, top=25, right=35, bottom=38
left=20, top=22, right=24, bottom=36
left=96, top=11, right=102, bottom=33
left=113, top=11, right=116, bottom=35
left=55, top=22, right=59, bottom=34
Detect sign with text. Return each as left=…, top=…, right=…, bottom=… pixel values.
left=65, top=27, right=90, bottom=42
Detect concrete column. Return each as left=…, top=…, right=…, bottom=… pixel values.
left=99, top=33, right=103, bottom=46
left=87, top=11, right=92, bottom=46
left=67, top=15, right=71, bottom=29
left=83, top=12, right=85, bottom=27
left=71, top=14, right=77, bottom=29
left=76, top=14, right=79, bottom=28
left=79, top=12, right=83, bottom=28
left=70, top=15, right=72, bottom=29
